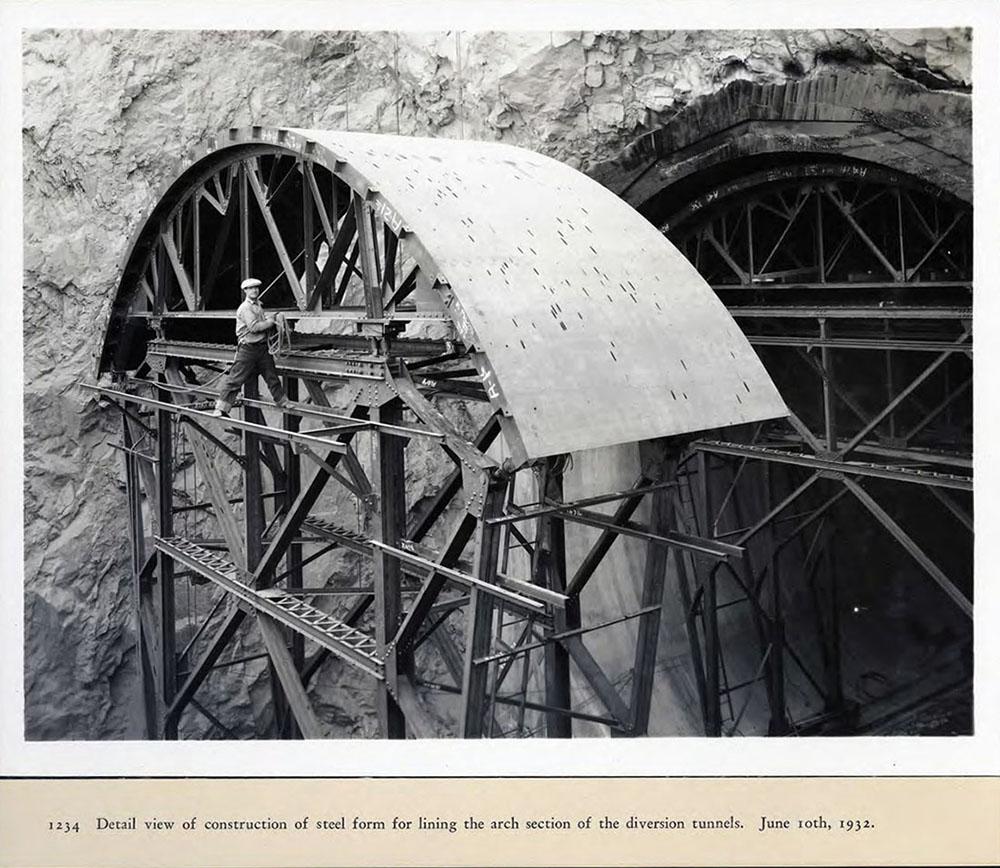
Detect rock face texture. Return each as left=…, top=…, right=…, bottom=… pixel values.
left=22, top=28, right=971, bottom=739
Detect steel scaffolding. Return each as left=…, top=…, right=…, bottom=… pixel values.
left=93, top=129, right=972, bottom=739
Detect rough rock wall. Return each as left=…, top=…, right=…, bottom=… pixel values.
left=22, top=28, right=971, bottom=739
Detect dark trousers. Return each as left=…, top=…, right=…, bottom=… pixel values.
left=215, top=341, right=285, bottom=411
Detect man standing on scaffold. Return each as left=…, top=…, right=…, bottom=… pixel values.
left=210, top=277, right=291, bottom=417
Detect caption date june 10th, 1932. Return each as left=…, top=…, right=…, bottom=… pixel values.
left=45, top=814, right=876, bottom=835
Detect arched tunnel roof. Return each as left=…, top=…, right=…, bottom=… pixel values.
left=102, top=127, right=787, bottom=459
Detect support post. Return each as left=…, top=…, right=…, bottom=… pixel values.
left=192, top=190, right=201, bottom=307
left=156, top=379, right=177, bottom=739
left=460, top=477, right=506, bottom=738
left=672, top=486, right=709, bottom=733
left=239, top=161, right=251, bottom=281
left=884, top=320, right=896, bottom=440
left=243, top=379, right=288, bottom=736
left=122, top=416, right=157, bottom=738
left=302, top=162, right=316, bottom=306
left=698, top=451, right=722, bottom=737
left=764, top=463, right=789, bottom=735
left=819, top=318, right=835, bottom=452
left=626, top=441, right=676, bottom=736
left=733, top=463, right=780, bottom=724
left=372, top=399, right=406, bottom=738
left=283, top=376, right=303, bottom=738
left=532, top=460, right=572, bottom=738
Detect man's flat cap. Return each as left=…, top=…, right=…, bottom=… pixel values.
left=241, top=278, right=262, bottom=291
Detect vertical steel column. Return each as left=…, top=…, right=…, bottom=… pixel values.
left=896, top=188, right=906, bottom=281
left=698, top=451, right=722, bottom=736
left=672, top=480, right=710, bottom=731
left=819, top=318, right=835, bottom=451
left=884, top=319, right=896, bottom=440
left=325, top=173, right=339, bottom=309
left=628, top=464, right=675, bottom=736
left=372, top=399, right=406, bottom=739
left=243, top=379, right=284, bottom=735
left=619, top=440, right=677, bottom=736
left=283, top=376, right=303, bottom=738
left=460, top=477, right=506, bottom=738
left=355, top=196, right=381, bottom=319
left=192, top=191, right=201, bottom=308
left=156, top=378, right=177, bottom=739
left=675, top=541, right=709, bottom=730
left=301, top=160, right=316, bottom=306
left=735, top=465, right=780, bottom=724
left=243, top=379, right=266, bottom=569
left=239, top=161, right=251, bottom=282
left=815, top=186, right=826, bottom=283
left=532, top=460, right=572, bottom=738
left=122, top=416, right=157, bottom=738
left=764, top=463, right=789, bottom=735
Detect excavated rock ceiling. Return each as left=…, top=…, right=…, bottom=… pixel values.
left=22, top=28, right=970, bottom=739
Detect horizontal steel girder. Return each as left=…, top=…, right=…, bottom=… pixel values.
left=556, top=506, right=744, bottom=561
left=89, top=386, right=352, bottom=454
left=122, top=376, right=442, bottom=441
left=693, top=440, right=973, bottom=491
left=770, top=432, right=971, bottom=470
left=137, top=307, right=455, bottom=328
left=744, top=334, right=972, bottom=353
left=369, top=540, right=549, bottom=614
left=714, top=281, right=970, bottom=292
left=728, top=305, right=972, bottom=320
left=147, top=340, right=388, bottom=381
left=485, top=479, right=680, bottom=525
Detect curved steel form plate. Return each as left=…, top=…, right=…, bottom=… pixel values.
left=101, top=127, right=787, bottom=461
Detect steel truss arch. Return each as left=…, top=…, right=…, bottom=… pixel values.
left=633, top=153, right=973, bottom=736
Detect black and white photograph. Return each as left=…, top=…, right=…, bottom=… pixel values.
left=16, top=20, right=981, bottom=748
left=0, top=0, right=991, bottom=772
left=5, top=2, right=1000, bottom=864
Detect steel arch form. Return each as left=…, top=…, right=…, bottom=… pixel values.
left=100, top=126, right=787, bottom=464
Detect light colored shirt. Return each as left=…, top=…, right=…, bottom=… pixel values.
left=235, top=298, right=270, bottom=344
